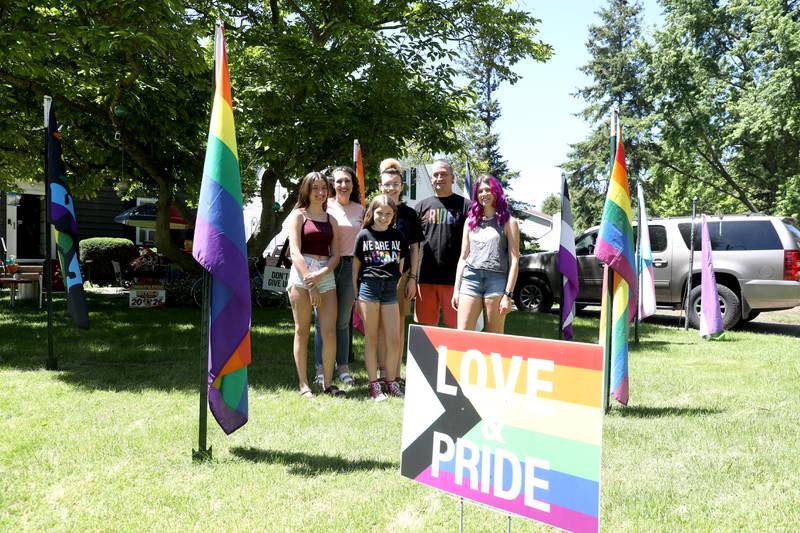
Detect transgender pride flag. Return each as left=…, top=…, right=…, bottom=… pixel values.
left=636, top=183, right=656, bottom=319
left=597, top=120, right=636, bottom=406
left=192, top=25, right=251, bottom=435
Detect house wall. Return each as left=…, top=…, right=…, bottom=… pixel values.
left=74, top=189, right=135, bottom=241
left=402, top=163, right=466, bottom=208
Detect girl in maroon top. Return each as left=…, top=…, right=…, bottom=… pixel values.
left=286, top=172, right=343, bottom=397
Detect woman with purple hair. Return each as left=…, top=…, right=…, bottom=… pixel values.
left=451, top=175, right=520, bottom=333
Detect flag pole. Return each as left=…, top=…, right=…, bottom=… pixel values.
left=684, top=197, right=698, bottom=330
left=193, top=268, right=212, bottom=462
left=557, top=173, right=564, bottom=341
left=602, top=108, right=618, bottom=412
left=634, top=177, right=641, bottom=344
left=43, top=96, right=57, bottom=371
left=558, top=272, right=564, bottom=341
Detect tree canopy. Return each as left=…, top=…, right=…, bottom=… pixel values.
left=565, top=0, right=800, bottom=228
left=0, top=1, right=552, bottom=263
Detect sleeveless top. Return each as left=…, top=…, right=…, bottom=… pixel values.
left=301, top=214, right=333, bottom=256
left=466, top=216, right=508, bottom=273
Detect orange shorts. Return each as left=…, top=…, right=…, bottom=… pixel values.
left=415, top=282, right=457, bottom=328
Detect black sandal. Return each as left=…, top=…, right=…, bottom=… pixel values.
left=323, top=385, right=346, bottom=397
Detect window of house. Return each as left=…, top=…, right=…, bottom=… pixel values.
left=136, top=198, right=156, bottom=245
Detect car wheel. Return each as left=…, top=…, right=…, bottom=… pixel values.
left=514, top=277, right=553, bottom=313
left=687, top=284, right=741, bottom=330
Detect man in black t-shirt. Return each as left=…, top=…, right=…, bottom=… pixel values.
left=415, top=160, right=469, bottom=327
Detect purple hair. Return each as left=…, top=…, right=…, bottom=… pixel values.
left=467, top=175, right=510, bottom=230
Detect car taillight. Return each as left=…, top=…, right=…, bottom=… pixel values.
left=785, top=250, right=800, bottom=281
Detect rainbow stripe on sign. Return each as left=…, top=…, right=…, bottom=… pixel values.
left=401, top=326, right=603, bottom=533
left=192, top=25, right=251, bottom=435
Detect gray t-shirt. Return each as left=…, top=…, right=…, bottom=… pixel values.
left=466, top=216, right=508, bottom=273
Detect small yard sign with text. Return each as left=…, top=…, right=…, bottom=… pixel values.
left=262, top=266, right=289, bottom=293
left=400, top=326, right=603, bottom=533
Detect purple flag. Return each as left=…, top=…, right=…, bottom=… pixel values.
left=558, top=175, right=579, bottom=339
left=699, top=215, right=724, bottom=339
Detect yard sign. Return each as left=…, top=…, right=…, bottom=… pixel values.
left=262, top=266, right=289, bottom=293
left=400, top=326, right=604, bottom=533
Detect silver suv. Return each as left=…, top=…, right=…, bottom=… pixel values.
left=514, top=214, right=800, bottom=328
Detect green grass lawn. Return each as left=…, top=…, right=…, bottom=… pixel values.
left=1, top=293, right=799, bottom=531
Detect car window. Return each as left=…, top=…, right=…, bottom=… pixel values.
left=784, top=222, right=800, bottom=245
left=631, top=225, right=668, bottom=253
left=575, top=232, right=597, bottom=255
left=678, top=220, right=782, bottom=250
left=646, top=225, right=667, bottom=253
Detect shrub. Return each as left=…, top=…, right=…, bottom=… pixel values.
left=79, top=237, right=138, bottom=284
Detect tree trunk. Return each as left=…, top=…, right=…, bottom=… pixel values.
left=246, top=164, right=298, bottom=259
left=154, top=183, right=200, bottom=273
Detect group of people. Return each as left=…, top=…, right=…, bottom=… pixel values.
left=285, top=159, right=520, bottom=400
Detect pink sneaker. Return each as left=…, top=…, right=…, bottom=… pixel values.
left=386, top=380, right=404, bottom=399
left=369, top=380, right=387, bottom=402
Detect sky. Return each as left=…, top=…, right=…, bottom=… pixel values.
left=498, top=0, right=663, bottom=209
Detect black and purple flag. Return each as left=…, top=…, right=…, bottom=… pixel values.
left=45, top=97, right=89, bottom=329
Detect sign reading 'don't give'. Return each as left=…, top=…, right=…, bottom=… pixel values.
left=400, top=326, right=604, bottom=533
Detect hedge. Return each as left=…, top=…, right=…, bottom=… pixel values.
left=79, top=237, right=138, bottom=284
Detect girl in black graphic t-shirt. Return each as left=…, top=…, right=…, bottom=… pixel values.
left=352, top=195, right=409, bottom=401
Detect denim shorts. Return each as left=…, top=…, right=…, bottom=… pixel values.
left=358, top=276, right=398, bottom=304
left=288, top=255, right=336, bottom=293
left=459, top=265, right=507, bottom=298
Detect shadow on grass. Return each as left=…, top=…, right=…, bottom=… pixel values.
left=737, top=320, right=800, bottom=337
left=0, top=293, right=306, bottom=393
left=230, top=446, right=396, bottom=475
left=613, top=405, right=724, bottom=418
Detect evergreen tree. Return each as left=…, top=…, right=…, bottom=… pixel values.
left=562, top=0, right=651, bottom=231
left=540, top=193, right=561, bottom=216
left=458, top=2, right=552, bottom=183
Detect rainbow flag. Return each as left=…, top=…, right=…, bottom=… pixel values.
left=192, top=25, right=251, bottom=435
left=353, top=139, right=365, bottom=206
left=45, top=98, right=89, bottom=329
left=597, top=125, right=635, bottom=406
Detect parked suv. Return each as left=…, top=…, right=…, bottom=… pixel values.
left=514, top=214, right=800, bottom=329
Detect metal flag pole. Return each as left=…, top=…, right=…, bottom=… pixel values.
left=558, top=271, right=564, bottom=341
left=43, top=96, right=57, bottom=371
left=557, top=174, right=565, bottom=341
left=603, top=108, right=618, bottom=413
left=193, top=269, right=212, bottom=462
left=684, top=197, right=698, bottom=331
left=634, top=177, right=641, bottom=344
